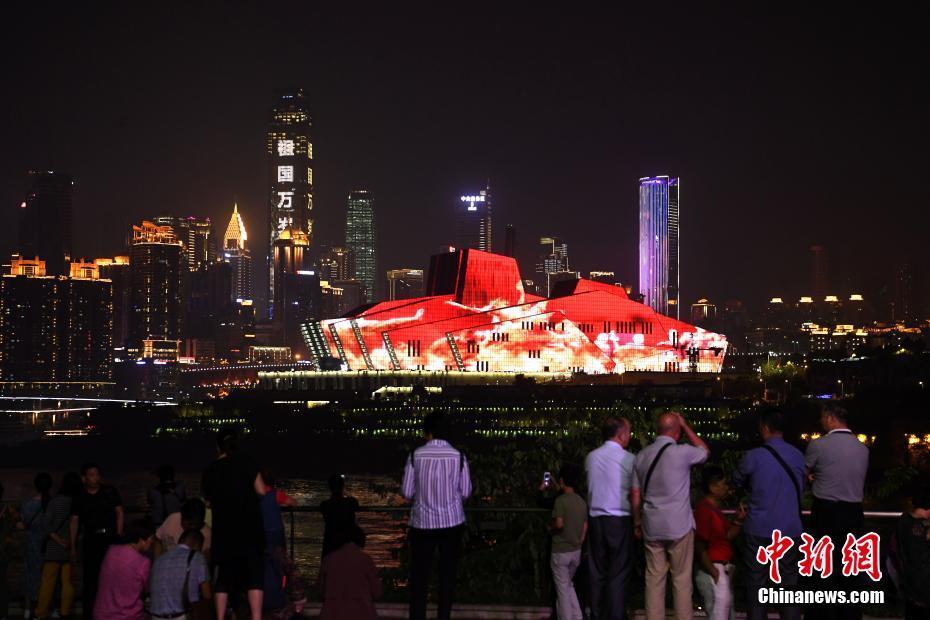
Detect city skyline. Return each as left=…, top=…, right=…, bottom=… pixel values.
left=1, top=6, right=927, bottom=315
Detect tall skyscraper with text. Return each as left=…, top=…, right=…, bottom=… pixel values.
left=455, top=183, right=492, bottom=252
left=345, top=190, right=375, bottom=301
left=267, top=89, right=313, bottom=319
left=638, top=176, right=679, bottom=318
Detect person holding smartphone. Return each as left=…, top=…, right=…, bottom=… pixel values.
left=549, top=464, right=587, bottom=620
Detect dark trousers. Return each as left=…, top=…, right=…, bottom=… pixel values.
left=409, top=525, right=462, bottom=620
left=805, top=498, right=866, bottom=620
left=0, top=556, right=9, bottom=620
left=586, top=515, right=632, bottom=620
left=81, top=536, right=112, bottom=619
left=744, top=532, right=802, bottom=620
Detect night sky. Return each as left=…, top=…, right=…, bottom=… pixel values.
left=2, top=5, right=927, bottom=313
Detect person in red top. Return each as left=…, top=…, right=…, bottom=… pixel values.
left=694, top=466, right=745, bottom=620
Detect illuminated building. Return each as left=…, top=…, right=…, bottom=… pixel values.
left=589, top=271, right=617, bottom=285
left=151, top=215, right=216, bottom=272
left=272, top=227, right=317, bottom=354
left=638, top=176, right=679, bottom=318
left=345, top=190, right=375, bottom=301
left=96, top=257, right=130, bottom=348
left=222, top=203, right=252, bottom=303
left=691, top=298, right=717, bottom=325
left=302, top=249, right=726, bottom=374
left=18, top=171, right=73, bottom=276
left=536, top=237, right=570, bottom=296
left=128, top=221, right=182, bottom=353
left=455, top=183, right=492, bottom=253
left=320, top=246, right=353, bottom=283
left=0, top=255, right=112, bottom=381
left=267, top=89, right=314, bottom=319
left=215, top=300, right=256, bottom=361
left=249, top=346, right=292, bottom=364
left=387, top=269, right=424, bottom=301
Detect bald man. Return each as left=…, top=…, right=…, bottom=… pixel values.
left=632, top=412, right=709, bottom=620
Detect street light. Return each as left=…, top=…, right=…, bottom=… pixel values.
left=837, top=379, right=845, bottom=398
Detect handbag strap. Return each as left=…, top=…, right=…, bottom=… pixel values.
left=181, top=548, right=196, bottom=611
left=762, top=444, right=802, bottom=520
left=642, top=442, right=673, bottom=500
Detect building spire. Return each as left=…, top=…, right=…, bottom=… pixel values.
left=224, top=202, right=247, bottom=250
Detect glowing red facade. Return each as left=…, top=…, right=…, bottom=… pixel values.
left=302, top=249, right=726, bottom=373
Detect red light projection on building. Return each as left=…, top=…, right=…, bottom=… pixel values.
left=302, top=249, right=726, bottom=373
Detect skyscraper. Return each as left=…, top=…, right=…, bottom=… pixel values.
left=504, top=224, right=517, bottom=258
left=128, top=221, right=183, bottom=353
left=536, top=237, right=569, bottom=296
left=345, top=190, right=376, bottom=301
left=18, top=171, right=73, bottom=276
left=638, top=176, right=680, bottom=318
left=0, top=256, right=112, bottom=382
left=223, top=203, right=252, bottom=302
left=267, top=89, right=314, bottom=319
left=272, top=227, right=318, bottom=355
left=95, top=256, right=130, bottom=349
left=151, top=215, right=216, bottom=271
left=455, top=183, right=492, bottom=252
left=319, top=246, right=354, bottom=282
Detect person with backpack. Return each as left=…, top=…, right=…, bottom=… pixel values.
left=732, top=408, right=806, bottom=620
left=632, top=411, right=709, bottom=620
left=36, top=473, right=82, bottom=620
left=894, top=486, right=930, bottom=620
left=401, top=410, right=472, bottom=620
left=149, top=529, right=211, bottom=620
left=21, top=472, right=53, bottom=619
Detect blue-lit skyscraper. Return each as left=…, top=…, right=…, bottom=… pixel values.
left=638, top=176, right=679, bottom=319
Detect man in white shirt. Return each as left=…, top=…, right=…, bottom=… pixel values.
left=584, top=417, right=635, bottom=620
left=402, top=411, right=472, bottom=620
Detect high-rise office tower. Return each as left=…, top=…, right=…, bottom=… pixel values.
left=455, top=183, right=492, bottom=252
left=151, top=215, right=216, bottom=272
left=95, top=256, right=130, bottom=349
left=267, top=89, right=314, bottom=319
left=504, top=224, right=517, bottom=258
left=387, top=269, right=425, bottom=301
left=223, top=203, right=252, bottom=302
left=18, top=171, right=73, bottom=276
left=638, top=176, right=680, bottom=318
left=0, top=255, right=112, bottom=382
left=345, top=190, right=375, bottom=301
left=320, top=246, right=354, bottom=282
left=536, top=237, right=570, bottom=296
left=128, top=221, right=183, bottom=352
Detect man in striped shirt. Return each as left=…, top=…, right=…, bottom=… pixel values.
left=402, top=410, right=472, bottom=620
